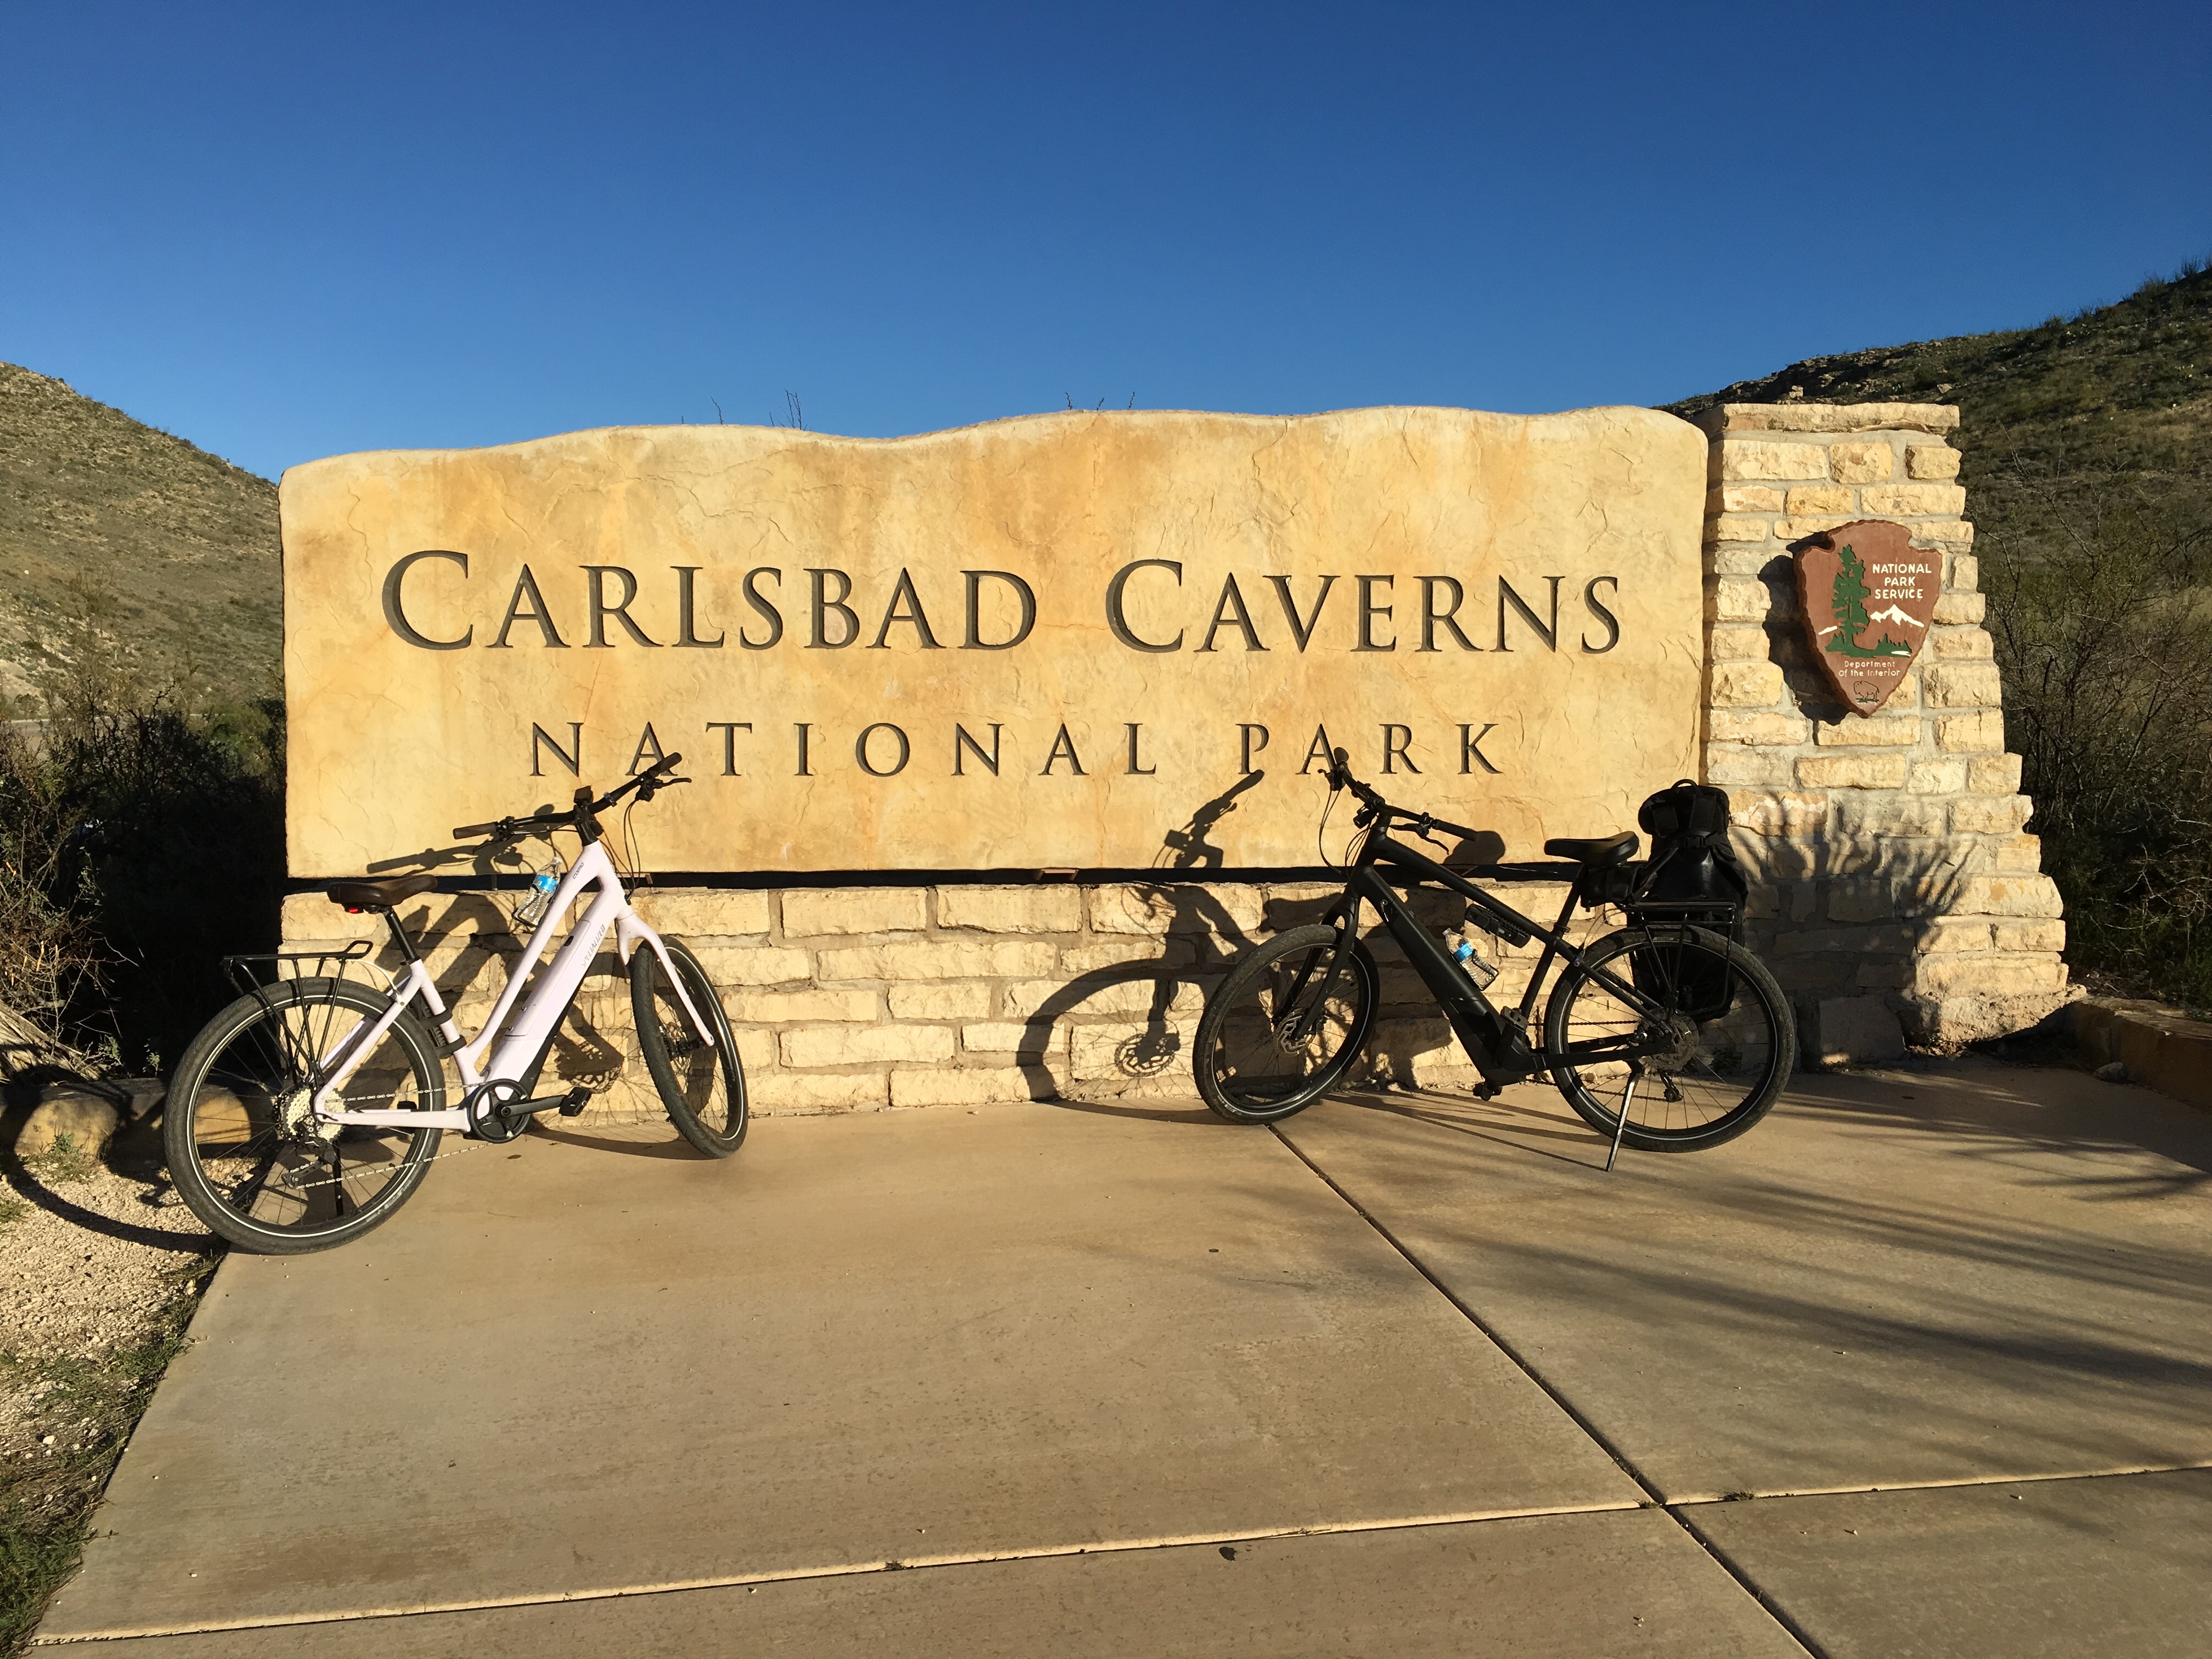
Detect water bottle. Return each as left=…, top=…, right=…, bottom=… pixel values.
left=516, top=870, right=560, bottom=927
left=1444, top=928, right=1498, bottom=991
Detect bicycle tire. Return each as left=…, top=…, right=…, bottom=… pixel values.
left=163, top=977, right=445, bottom=1254
left=1543, top=924, right=1794, bottom=1152
left=629, top=936, right=749, bottom=1157
left=1195, top=925, right=1379, bottom=1124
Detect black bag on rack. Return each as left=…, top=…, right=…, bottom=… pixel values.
left=1627, top=780, right=1749, bottom=1020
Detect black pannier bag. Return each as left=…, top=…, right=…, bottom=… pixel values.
left=1627, top=780, right=1750, bottom=1022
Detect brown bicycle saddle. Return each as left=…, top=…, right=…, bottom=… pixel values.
left=1542, top=831, right=1638, bottom=867
left=326, top=873, right=438, bottom=911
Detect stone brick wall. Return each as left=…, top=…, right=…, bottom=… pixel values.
left=280, top=398, right=2068, bottom=1110
left=1692, top=402, right=2067, bottom=1060
left=280, top=878, right=1572, bottom=1120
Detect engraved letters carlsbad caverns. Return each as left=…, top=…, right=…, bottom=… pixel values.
left=1791, top=520, right=1940, bottom=716
left=281, top=408, right=1709, bottom=873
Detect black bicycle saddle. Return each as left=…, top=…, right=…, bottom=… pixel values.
left=326, top=873, right=438, bottom=911
left=1542, top=832, right=1638, bottom=867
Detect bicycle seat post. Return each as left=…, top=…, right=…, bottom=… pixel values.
left=376, top=906, right=422, bottom=966
left=327, top=873, right=442, bottom=967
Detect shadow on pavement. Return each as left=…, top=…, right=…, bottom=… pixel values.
left=1280, top=1063, right=2212, bottom=1493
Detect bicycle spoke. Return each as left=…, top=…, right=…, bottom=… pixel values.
left=1547, top=926, right=1788, bottom=1152
left=171, top=980, right=444, bottom=1249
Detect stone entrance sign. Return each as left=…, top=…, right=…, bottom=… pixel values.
left=283, top=407, right=1706, bottom=875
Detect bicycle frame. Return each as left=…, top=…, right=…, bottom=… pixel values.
left=1323, top=824, right=1659, bottom=1087
left=308, top=837, right=713, bottom=1128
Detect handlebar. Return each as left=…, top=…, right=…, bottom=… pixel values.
left=1323, top=747, right=1483, bottom=843
left=452, top=752, right=689, bottom=843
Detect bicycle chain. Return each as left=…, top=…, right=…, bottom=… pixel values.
left=202, top=1084, right=486, bottom=1195
left=272, top=1134, right=481, bottom=1194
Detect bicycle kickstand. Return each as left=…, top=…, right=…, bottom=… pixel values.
left=1606, top=1069, right=1639, bottom=1173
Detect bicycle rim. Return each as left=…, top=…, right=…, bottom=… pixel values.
left=631, top=940, right=748, bottom=1155
left=1545, top=927, right=1790, bottom=1150
left=167, top=980, right=444, bottom=1250
left=1198, top=928, right=1376, bottom=1122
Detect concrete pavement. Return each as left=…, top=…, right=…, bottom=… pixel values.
left=36, top=1060, right=2212, bottom=1655
left=1274, top=1060, right=2212, bottom=1499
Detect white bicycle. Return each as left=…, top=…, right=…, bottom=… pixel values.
left=164, top=753, right=746, bottom=1254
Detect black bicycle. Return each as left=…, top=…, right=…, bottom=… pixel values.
left=1192, top=751, right=1794, bottom=1164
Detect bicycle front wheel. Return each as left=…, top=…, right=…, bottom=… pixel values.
left=163, top=977, right=446, bottom=1253
left=1543, top=925, right=1793, bottom=1152
left=1195, top=925, right=1379, bottom=1124
left=630, top=937, right=748, bottom=1157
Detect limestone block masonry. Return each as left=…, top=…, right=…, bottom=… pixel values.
left=1692, top=402, right=2066, bottom=1059
left=279, top=401, right=2066, bottom=1110
left=281, top=878, right=1549, bottom=1121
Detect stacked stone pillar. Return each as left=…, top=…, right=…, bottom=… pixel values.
left=1691, top=402, right=2068, bottom=1060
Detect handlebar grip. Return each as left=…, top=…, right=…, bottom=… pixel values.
left=452, top=820, right=501, bottom=839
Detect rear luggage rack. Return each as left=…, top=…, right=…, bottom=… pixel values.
left=221, top=938, right=374, bottom=1000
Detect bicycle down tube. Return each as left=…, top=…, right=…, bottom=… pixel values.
left=1323, top=826, right=1644, bottom=1087
left=309, top=837, right=714, bottom=1128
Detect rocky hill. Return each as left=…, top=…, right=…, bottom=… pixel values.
left=0, top=362, right=280, bottom=710
left=4, top=266, right=2204, bottom=713
left=1669, top=259, right=2212, bottom=549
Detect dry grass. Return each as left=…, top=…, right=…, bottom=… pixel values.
left=0, top=1265, right=213, bottom=1656
left=0, top=362, right=278, bottom=711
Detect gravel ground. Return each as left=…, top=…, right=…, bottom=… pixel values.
left=1, top=1102, right=215, bottom=1561
left=2, top=1114, right=212, bottom=1351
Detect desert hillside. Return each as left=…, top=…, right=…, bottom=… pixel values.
left=5, top=268, right=2206, bottom=711
left=0, top=362, right=280, bottom=709
left=1669, top=262, right=2212, bottom=546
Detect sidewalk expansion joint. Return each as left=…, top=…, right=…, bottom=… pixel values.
left=1667, top=1460, right=2212, bottom=1506
left=33, top=1503, right=1647, bottom=1644
left=1266, top=1124, right=1831, bottom=1659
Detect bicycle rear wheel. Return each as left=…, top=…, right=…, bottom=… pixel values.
left=1195, top=926, right=1379, bottom=1124
left=629, top=937, right=748, bottom=1156
left=1543, top=925, right=1793, bottom=1152
left=163, top=977, right=445, bottom=1253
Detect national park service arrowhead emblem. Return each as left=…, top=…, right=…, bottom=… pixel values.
left=1792, top=520, right=1939, bottom=715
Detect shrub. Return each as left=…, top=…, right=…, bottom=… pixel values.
left=1, top=623, right=284, bottom=1073
left=1985, top=472, right=2212, bottom=1004
left=0, top=727, right=101, bottom=1042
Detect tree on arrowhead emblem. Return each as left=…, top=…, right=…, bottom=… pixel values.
left=1827, top=541, right=1912, bottom=658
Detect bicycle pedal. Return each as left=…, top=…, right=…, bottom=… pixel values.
left=557, top=1087, right=591, bottom=1117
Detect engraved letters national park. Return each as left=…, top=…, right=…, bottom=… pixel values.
left=283, top=407, right=1707, bottom=873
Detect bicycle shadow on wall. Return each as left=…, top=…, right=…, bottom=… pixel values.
left=1020, top=771, right=1528, bottom=1114
left=1018, top=773, right=1262, bottom=1116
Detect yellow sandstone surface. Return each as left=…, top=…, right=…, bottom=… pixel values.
left=283, top=407, right=1705, bottom=874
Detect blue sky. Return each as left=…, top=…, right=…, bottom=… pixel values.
left=4, top=2, right=2207, bottom=482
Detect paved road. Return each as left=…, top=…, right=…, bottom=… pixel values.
left=37, top=1060, right=2212, bottom=1655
